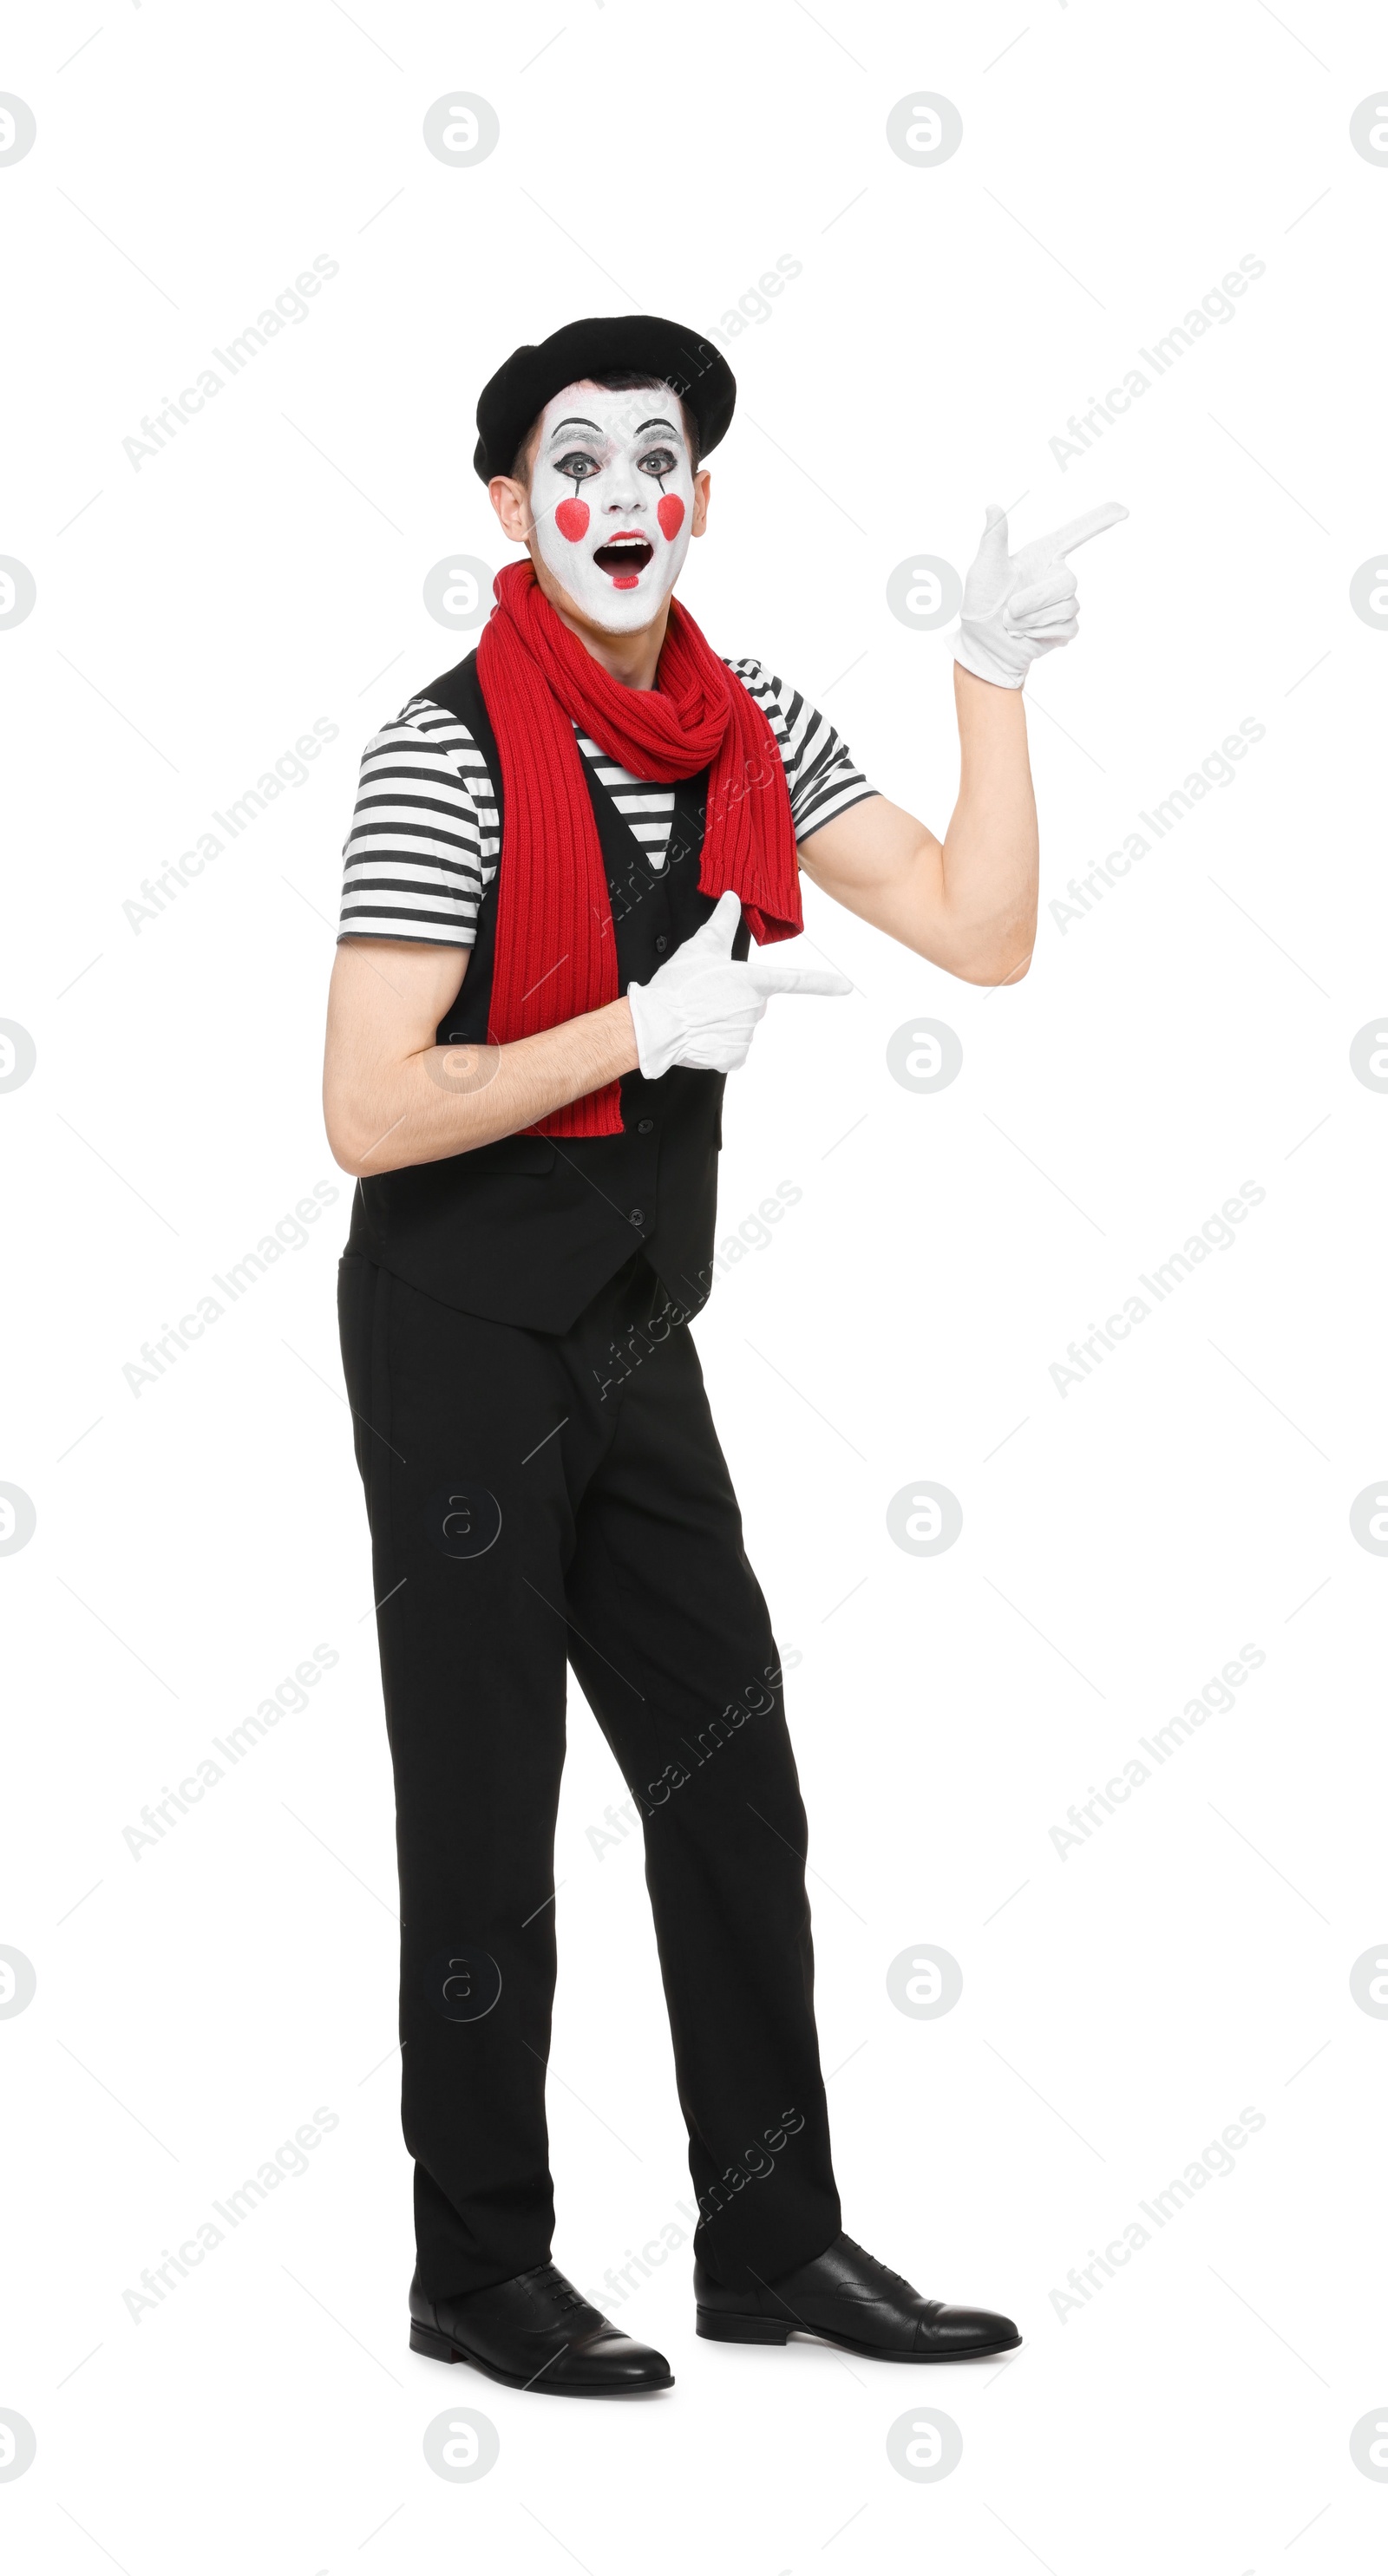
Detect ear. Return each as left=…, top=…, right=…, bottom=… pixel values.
left=691, top=468, right=712, bottom=539
left=489, top=475, right=533, bottom=545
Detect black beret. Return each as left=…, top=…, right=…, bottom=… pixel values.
left=473, top=313, right=737, bottom=483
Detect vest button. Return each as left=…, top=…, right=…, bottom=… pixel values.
left=637, top=1118, right=653, bottom=1134
left=629, top=1208, right=645, bottom=1226
left=655, top=935, right=669, bottom=953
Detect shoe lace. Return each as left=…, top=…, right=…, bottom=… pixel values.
left=840, top=2233, right=911, bottom=2292
left=531, top=2264, right=586, bottom=2314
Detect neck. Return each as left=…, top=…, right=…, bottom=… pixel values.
left=529, top=553, right=671, bottom=690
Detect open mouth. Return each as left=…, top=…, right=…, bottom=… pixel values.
left=593, top=535, right=654, bottom=589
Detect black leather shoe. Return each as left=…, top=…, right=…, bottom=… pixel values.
left=409, top=2261, right=673, bottom=2395
left=695, top=2232, right=1020, bottom=2361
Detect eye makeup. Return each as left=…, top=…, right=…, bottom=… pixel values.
left=529, top=384, right=697, bottom=633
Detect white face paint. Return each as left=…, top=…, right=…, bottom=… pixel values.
left=527, top=382, right=696, bottom=635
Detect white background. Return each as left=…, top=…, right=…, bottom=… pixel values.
left=3, top=2, right=1388, bottom=2569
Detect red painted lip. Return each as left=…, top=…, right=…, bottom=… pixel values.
left=593, top=533, right=654, bottom=589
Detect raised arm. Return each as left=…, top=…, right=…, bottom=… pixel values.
left=798, top=499, right=1127, bottom=989
left=798, top=666, right=1038, bottom=986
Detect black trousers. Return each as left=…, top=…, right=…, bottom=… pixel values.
left=337, top=1247, right=841, bottom=2298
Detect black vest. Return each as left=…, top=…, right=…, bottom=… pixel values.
left=344, top=649, right=750, bottom=1333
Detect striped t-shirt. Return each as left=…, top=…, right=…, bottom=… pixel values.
left=337, top=660, right=875, bottom=947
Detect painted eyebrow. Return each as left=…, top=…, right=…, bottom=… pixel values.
left=546, top=413, right=682, bottom=442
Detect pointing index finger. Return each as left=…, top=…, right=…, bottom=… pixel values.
left=749, top=958, right=854, bottom=998
left=1044, top=500, right=1129, bottom=558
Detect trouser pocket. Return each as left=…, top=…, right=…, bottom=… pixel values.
left=337, top=1253, right=378, bottom=1493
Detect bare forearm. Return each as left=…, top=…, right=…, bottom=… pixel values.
left=326, top=996, right=638, bottom=1176
left=937, top=664, right=1038, bottom=981
left=798, top=666, right=1040, bottom=985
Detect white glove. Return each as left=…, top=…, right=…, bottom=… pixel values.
left=626, top=888, right=852, bottom=1079
left=954, top=500, right=1129, bottom=690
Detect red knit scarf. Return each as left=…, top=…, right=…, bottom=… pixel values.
left=475, top=560, right=802, bottom=1137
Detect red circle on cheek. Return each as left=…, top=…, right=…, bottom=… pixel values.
left=658, top=494, right=685, bottom=541
left=554, top=498, right=590, bottom=542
